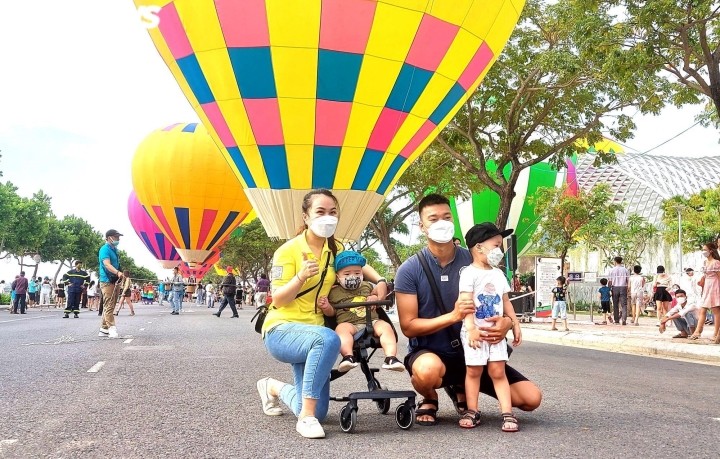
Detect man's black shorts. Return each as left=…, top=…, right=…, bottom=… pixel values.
left=404, top=349, right=529, bottom=399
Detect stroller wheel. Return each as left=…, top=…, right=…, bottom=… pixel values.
left=395, top=403, right=414, bottom=430
left=339, top=404, right=358, bottom=433
left=375, top=397, right=391, bottom=415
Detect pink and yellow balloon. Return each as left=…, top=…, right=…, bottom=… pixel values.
left=131, top=122, right=254, bottom=264
left=134, top=0, right=524, bottom=240
left=127, top=190, right=182, bottom=269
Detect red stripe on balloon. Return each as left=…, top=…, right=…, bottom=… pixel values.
left=202, top=102, right=237, bottom=147
left=151, top=205, right=181, bottom=248
left=319, top=0, right=376, bottom=54
left=405, top=14, right=460, bottom=72
left=315, top=100, right=352, bottom=146
left=457, top=42, right=494, bottom=90
left=216, top=0, right=270, bottom=47
left=244, top=99, right=285, bottom=145
left=399, top=119, right=436, bottom=158
left=196, top=209, right=218, bottom=249
left=367, top=108, right=408, bottom=152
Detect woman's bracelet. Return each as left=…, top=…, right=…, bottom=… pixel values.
left=295, top=274, right=304, bottom=284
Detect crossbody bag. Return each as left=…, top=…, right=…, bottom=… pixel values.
left=415, top=252, right=462, bottom=350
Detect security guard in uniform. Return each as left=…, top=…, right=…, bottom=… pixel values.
left=62, top=260, right=90, bottom=318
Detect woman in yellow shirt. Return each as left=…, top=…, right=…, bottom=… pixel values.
left=257, top=189, right=386, bottom=439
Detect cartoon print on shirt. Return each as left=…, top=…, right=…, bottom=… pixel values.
left=476, top=282, right=501, bottom=320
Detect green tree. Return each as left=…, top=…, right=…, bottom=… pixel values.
left=117, top=250, right=159, bottom=282
left=221, top=219, right=283, bottom=284
left=660, top=186, right=720, bottom=251
left=365, top=147, right=477, bottom=270
left=436, top=0, right=666, bottom=231
left=356, top=247, right=391, bottom=280
left=7, top=190, right=53, bottom=268
left=45, top=216, right=104, bottom=283
left=0, top=182, right=21, bottom=259
left=607, top=0, right=720, bottom=121
left=531, top=184, right=620, bottom=275
left=584, top=214, right=660, bottom=268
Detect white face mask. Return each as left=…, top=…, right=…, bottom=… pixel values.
left=701, top=250, right=710, bottom=258
left=426, top=220, right=455, bottom=244
left=479, top=245, right=504, bottom=267
left=308, top=215, right=338, bottom=238
left=338, top=274, right=363, bottom=290
left=677, top=297, right=686, bottom=304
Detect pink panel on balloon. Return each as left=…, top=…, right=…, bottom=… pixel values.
left=202, top=102, right=237, bottom=147
left=399, top=119, right=436, bottom=158
left=216, top=0, right=270, bottom=47
left=315, top=100, right=352, bottom=146
left=457, top=42, right=494, bottom=90
left=196, top=209, right=218, bottom=249
left=319, top=0, right=376, bottom=54
left=244, top=99, right=285, bottom=145
left=158, top=3, right=194, bottom=59
left=405, top=14, right=460, bottom=72
left=367, top=108, right=408, bottom=152
left=151, top=205, right=181, bottom=248
left=127, top=192, right=181, bottom=263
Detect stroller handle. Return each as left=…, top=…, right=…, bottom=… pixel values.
left=332, top=300, right=393, bottom=310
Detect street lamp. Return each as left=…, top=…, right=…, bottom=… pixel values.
left=676, top=205, right=683, bottom=274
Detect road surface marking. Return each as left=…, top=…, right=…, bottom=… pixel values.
left=87, top=361, right=105, bottom=373
left=713, top=418, right=720, bottom=422
left=147, top=321, right=152, bottom=324
left=0, top=315, right=55, bottom=324
left=0, top=439, right=18, bottom=445
left=139, top=328, right=145, bottom=331
left=123, top=338, right=133, bottom=344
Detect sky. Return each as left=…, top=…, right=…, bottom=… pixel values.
left=0, top=0, right=718, bottom=283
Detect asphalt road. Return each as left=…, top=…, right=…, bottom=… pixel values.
left=1, top=303, right=718, bottom=458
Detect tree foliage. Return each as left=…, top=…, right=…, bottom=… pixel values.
left=531, top=184, right=620, bottom=274
left=436, top=0, right=667, bottom=230
left=607, top=0, right=720, bottom=121
left=660, top=185, right=720, bottom=251
left=584, top=213, right=660, bottom=268
left=220, top=219, right=283, bottom=284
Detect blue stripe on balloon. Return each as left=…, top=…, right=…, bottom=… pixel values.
left=386, top=64, right=433, bottom=112
left=429, top=82, right=466, bottom=125
left=204, top=211, right=239, bottom=250
left=175, top=207, right=191, bottom=248
left=154, top=233, right=167, bottom=259
left=317, top=50, right=363, bottom=102
left=227, top=146, right=256, bottom=188
left=228, top=47, right=277, bottom=98
left=351, top=149, right=384, bottom=190
left=182, top=123, right=198, bottom=133
left=176, top=54, right=215, bottom=104
left=312, top=146, right=342, bottom=188
left=258, top=146, right=290, bottom=188
left=169, top=245, right=179, bottom=261
left=140, top=231, right=159, bottom=259
left=377, top=155, right=406, bottom=195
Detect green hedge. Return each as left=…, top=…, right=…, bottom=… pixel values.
left=0, top=293, right=10, bottom=305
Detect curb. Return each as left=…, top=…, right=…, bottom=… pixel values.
left=521, top=328, right=720, bottom=364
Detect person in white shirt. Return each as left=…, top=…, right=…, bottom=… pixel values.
left=607, top=256, right=631, bottom=325
left=659, top=289, right=698, bottom=338
left=680, top=268, right=702, bottom=305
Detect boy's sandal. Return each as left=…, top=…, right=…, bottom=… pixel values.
left=443, top=386, right=468, bottom=414
left=501, top=412, right=519, bottom=432
left=415, top=399, right=439, bottom=426
left=458, top=410, right=482, bottom=429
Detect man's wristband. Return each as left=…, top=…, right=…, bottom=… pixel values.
left=375, top=278, right=387, bottom=284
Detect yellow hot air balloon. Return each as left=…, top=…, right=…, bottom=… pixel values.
left=134, top=0, right=524, bottom=240
left=131, top=123, right=254, bottom=264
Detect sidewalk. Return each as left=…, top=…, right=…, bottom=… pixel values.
left=521, top=314, right=720, bottom=364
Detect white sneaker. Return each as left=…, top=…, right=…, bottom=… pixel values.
left=382, top=356, right=405, bottom=372
left=256, top=378, right=283, bottom=416
left=98, top=328, right=109, bottom=337
left=108, top=326, right=119, bottom=338
left=296, top=416, right=325, bottom=439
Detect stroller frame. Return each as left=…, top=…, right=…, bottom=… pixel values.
left=328, top=300, right=416, bottom=433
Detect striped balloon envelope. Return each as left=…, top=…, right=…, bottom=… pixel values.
left=133, top=0, right=525, bottom=240
left=127, top=190, right=182, bottom=269
left=131, top=123, right=254, bottom=264
left=450, top=161, right=565, bottom=256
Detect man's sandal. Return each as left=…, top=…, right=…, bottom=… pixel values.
left=443, top=386, right=468, bottom=415
left=458, top=410, right=481, bottom=429
left=501, top=412, right=519, bottom=432
left=415, top=399, right=439, bottom=426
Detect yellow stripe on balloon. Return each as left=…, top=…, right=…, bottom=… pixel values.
left=428, top=0, right=475, bottom=25
left=435, top=28, right=484, bottom=82
left=385, top=112, right=425, bottom=155
left=352, top=56, right=404, bottom=108
left=408, top=73, right=455, bottom=120
left=286, top=145, right=314, bottom=189
left=364, top=3, right=423, bottom=62
left=216, top=100, right=257, bottom=148
left=278, top=99, right=316, bottom=145
left=266, top=0, right=321, bottom=48
left=333, top=146, right=366, bottom=189
left=272, top=47, right=318, bottom=99
left=342, top=103, right=383, bottom=149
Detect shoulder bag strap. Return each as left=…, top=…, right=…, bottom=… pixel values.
left=296, top=254, right=331, bottom=300
left=415, top=252, right=452, bottom=315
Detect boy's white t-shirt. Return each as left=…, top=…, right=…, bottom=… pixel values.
left=459, top=264, right=511, bottom=328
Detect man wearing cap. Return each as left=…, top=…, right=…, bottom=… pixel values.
left=214, top=266, right=239, bottom=318
left=394, top=194, right=541, bottom=426
left=98, top=229, right=125, bottom=338
left=62, top=260, right=90, bottom=318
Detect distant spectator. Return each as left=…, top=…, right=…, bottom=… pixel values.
left=254, top=273, right=270, bottom=309
left=607, top=257, right=630, bottom=325
left=652, top=266, right=672, bottom=326
left=11, top=272, right=29, bottom=314
left=62, top=260, right=90, bottom=319
left=27, top=277, right=38, bottom=307
left=628, top=265, right=645, bottom=326
left=550, top=276, right=569, bottom=332
left=40, top=277, right=52, bottom=307
left=598, top=278, right=612, bottom=324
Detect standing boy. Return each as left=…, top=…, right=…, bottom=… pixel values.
left=550, top=276, right=569, bottom=331
left=598, top=278, right=613, bottom=324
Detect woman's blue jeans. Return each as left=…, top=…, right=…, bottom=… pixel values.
left=171, top=290, right=183, bottom=312
left=264, top=322, right=340, bottom=421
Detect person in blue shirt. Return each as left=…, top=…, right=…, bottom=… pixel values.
left=98, top=229, right=125, bottom=338
left=598, top=278, right=613, bottom=324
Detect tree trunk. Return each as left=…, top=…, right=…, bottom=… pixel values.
left=495, top=181, right=518, bottom=231
left=560, top=248, right=568, bottom=277
left=369, top=215, right=402, bottom=270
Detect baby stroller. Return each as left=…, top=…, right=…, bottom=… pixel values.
left=328, top=299, right=416, bottom=433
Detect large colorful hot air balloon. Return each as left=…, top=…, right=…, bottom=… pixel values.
left=134, top=0, right=525, bottom=240
left=127, top=190, right=183, bottom=269
left=131, top=123, right=254, bottom=264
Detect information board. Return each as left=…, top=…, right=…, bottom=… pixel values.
left=535, top=257, right=562, bottom=317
